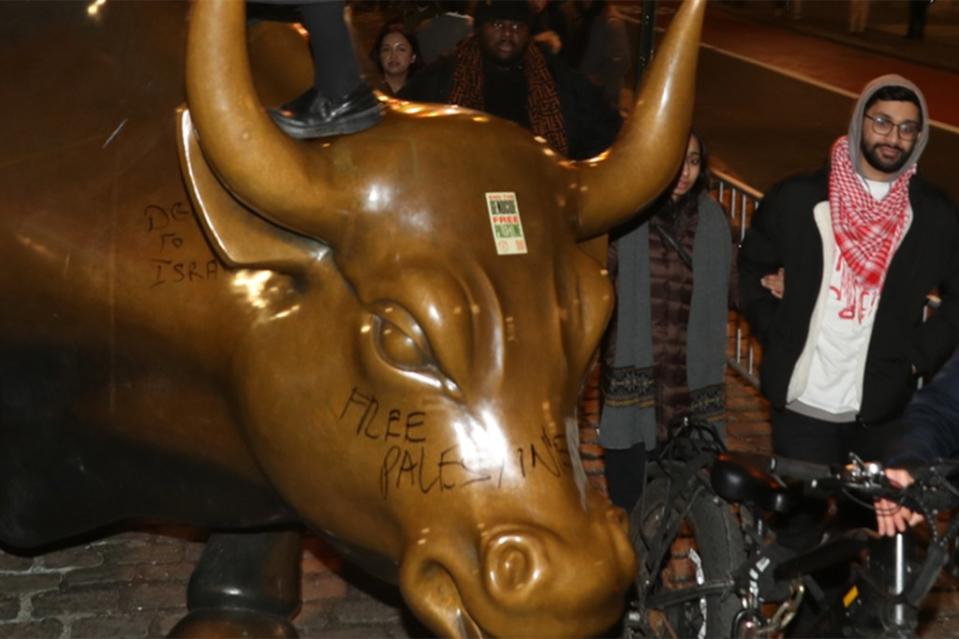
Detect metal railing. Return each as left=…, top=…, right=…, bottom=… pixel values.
left=711, top=169, right=763, bottom=244
left=710, top=169, right=939, bottom=389
left=710, top=169, right=763, bottom=387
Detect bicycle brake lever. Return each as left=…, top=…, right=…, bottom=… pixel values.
left=844, top=454, right=884, bottom=482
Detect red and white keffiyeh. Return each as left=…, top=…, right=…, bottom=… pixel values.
left=829, top=135, right=915, bottom=292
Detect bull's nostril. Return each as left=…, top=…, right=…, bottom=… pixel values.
left=484, top=533, right=545, bottom=601
left=500, top=545, right=530, bottom=590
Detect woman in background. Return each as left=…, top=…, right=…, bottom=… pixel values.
left=371, top=21, right=422, bottom=96
left=599, top=132, right=735, bottom=513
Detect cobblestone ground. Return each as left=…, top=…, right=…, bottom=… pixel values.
left=3, top=372, right=958, bottom=638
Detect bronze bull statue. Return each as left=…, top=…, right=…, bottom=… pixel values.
left=0, top=0, right=704, bottom=636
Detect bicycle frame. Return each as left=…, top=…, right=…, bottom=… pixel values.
left=714, top=453, right=959, bottom=638
left=625, top=424, right=959, bottom=639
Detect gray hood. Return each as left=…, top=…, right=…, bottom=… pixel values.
left=847, top=74, right=929, bottom=181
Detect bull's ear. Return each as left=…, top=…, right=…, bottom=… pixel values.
left=176, top=108, right=328, bottom=274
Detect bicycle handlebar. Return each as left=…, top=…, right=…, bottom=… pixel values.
left=766, top=455, right=836, bottom=482
left=722, top=451, right=836, bottom=482
left=721, top=452, right=959, bottom=512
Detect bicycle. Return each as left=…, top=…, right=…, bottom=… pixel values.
left=622, top=419, right=745, bottom=639
left=621, top=420, right=959, bottom=639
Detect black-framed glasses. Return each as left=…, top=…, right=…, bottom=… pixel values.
left=864, top=114, right=921, bottom=140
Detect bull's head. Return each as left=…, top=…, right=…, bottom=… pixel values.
left=180, top=1, right=704, bottom=636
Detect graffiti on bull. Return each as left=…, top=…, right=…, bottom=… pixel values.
left=143, top=202, right=219, bottom=287
left=339, top=387, right=571, bottom=498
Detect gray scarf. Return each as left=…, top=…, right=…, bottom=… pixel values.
left=599, top=192, right=731, bottom=450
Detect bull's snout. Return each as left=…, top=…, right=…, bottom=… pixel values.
left=399, top=508, right=637, bottom=638
left=482, top=507, right=634, bottom=605
left=479, top=509, right=636, bottom=623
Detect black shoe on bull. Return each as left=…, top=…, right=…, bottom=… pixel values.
left=269, top=84, right=383, bottom=139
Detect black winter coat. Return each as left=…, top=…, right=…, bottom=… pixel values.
left=891, top=348, right=959, bottom=465
left=739, top=167, right=959, bottom=424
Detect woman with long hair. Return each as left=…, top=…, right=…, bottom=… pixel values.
left=599, top=132, right=735, bottom=513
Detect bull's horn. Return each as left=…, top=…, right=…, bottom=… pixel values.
left=186, top=0, right=347, bottom=245
left=574, top=0, right=705, bottom=239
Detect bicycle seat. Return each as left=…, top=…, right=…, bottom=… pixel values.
left=711, top=453, right=796, bottom=513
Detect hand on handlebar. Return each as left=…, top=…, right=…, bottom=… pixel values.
left=876, top=468, right=924, bottom=536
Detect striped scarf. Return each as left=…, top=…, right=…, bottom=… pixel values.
left=448, top=36, right=568, bottom=156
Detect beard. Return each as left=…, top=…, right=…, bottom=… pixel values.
left=861, top=138, right=913, bottom=175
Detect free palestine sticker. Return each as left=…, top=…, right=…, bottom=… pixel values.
left=485, top=192, right=527, bottom=255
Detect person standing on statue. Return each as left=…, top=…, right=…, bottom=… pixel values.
left=267, top=1, right=383, bottom=139
left=739, top=74, right=959, bottom=547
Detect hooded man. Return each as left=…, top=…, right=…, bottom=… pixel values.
left=739, top=74, right=959, bottom=503
left=399, top=0, right=620, bottom=161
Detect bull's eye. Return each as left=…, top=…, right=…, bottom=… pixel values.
left=376, top=318, right=432, bottom=371
left=370, top=303, right=435, bottom=373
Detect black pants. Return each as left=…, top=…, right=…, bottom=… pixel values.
left=298, top=2, right=360, bottom=95
left=771, top=407, right=906, bottom=469
left=604, top=443, right=648, bottom=516
left=772, top=409, right=908, bottom=636
left=771, top=408, right=907, bottom=550
left=253, top=1, right=362, bottom=97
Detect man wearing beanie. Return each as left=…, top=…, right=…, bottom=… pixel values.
left=739, top=75, right=959, bottom=546
left=400, top=0, right=619, bottom=161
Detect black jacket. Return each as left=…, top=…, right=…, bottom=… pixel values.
left=399, top=44, right=621, bottom=161
left=890, top=347, right=959, bottom=465
left=739, top=167, right=959, bottom=424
